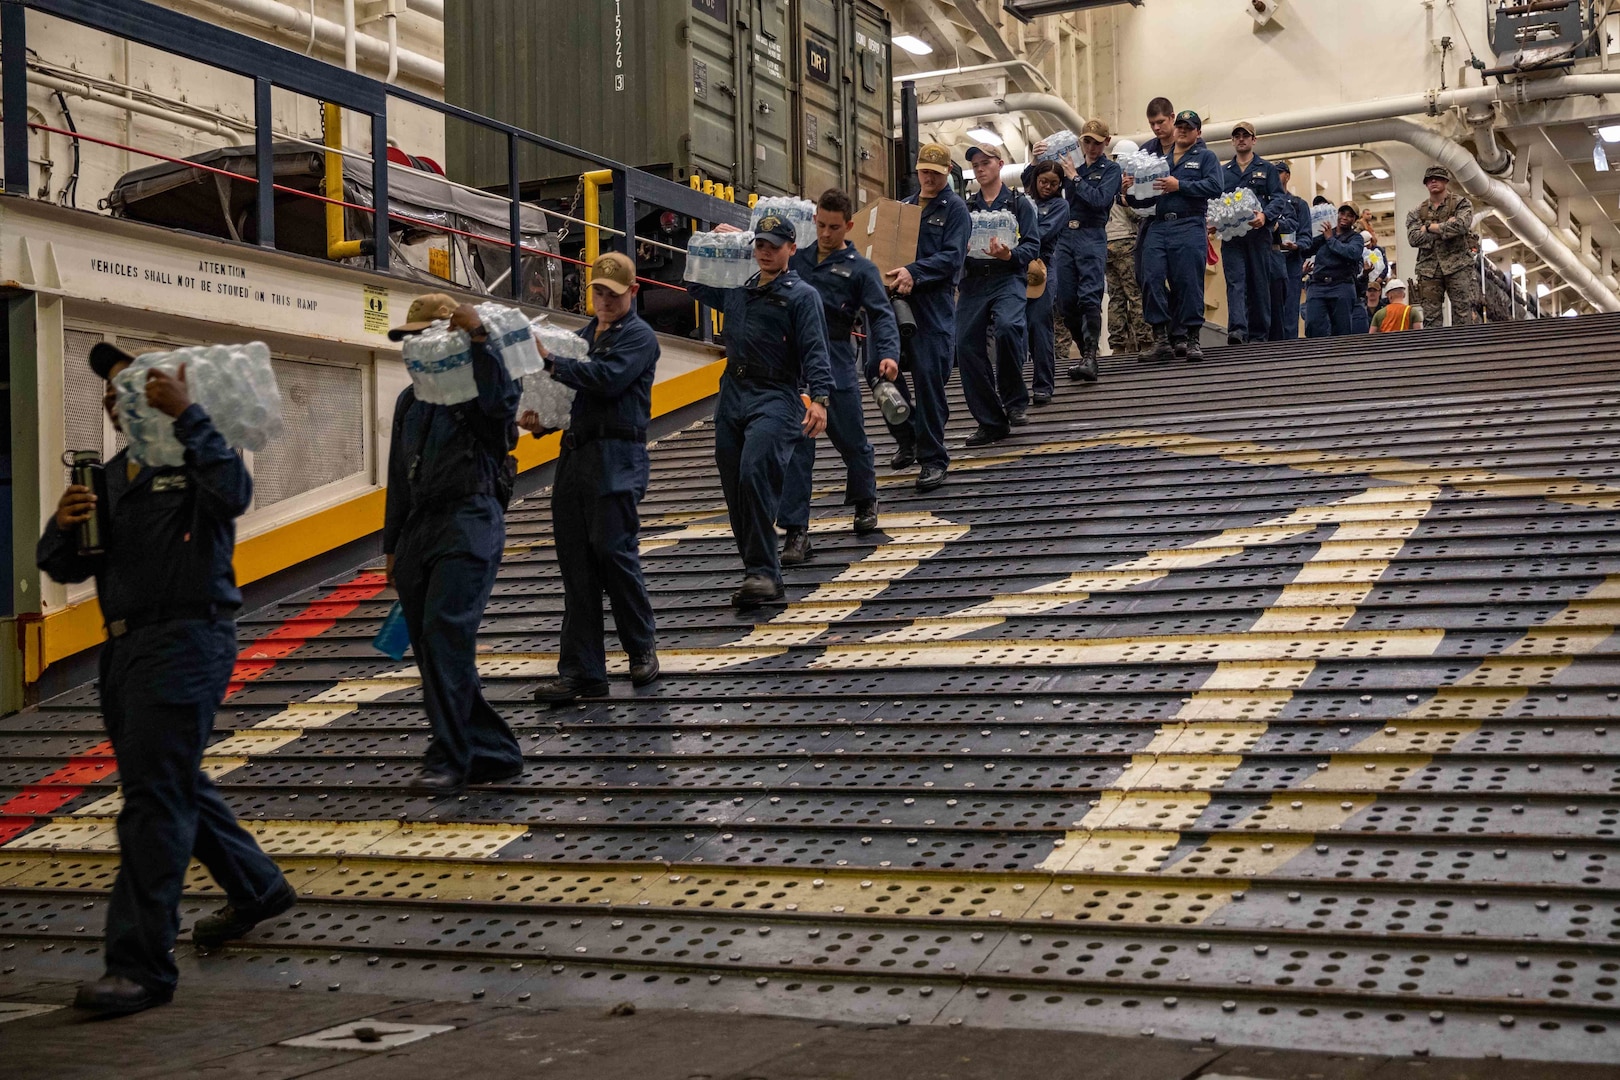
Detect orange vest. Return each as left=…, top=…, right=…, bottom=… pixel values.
left=1377, top=303, right=1413, bottom=332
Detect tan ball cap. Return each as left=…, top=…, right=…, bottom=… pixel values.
left=916, top=142, right=953, bottom=175
left=590, top=252, right=637, bottom=295
left=389, top=292, right=459, bottom=341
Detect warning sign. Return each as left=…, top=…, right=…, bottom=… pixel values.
left=363, top=284, right=389, bottom=335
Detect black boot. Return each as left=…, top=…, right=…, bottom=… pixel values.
left=1172, top=335, right=1190, bottom=360
left=780, top=527, right=813, bottom=566
left=889, top=432, right=916, bottom=471
left=1142, top=326, right=1174, bottom=363
left=1184, top=337, right=1205, bottom=362
left=192, top=876, right=297, bottom=948
left=853, top=500, right=880, bottom=535
left=74, top=976, right=170, bottom=1016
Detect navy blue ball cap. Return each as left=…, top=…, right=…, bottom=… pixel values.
left=753, top=215, right=797, bottom=247
left=89, top=342, right=135, bottom=380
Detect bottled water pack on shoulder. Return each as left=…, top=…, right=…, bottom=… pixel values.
left=967, top=209, right=1018, bottom=259
left=475, top=302, right=544, bottom=379
left=749, top=196, right=817, bottom=249
left=113, top=342, right=285, bottom=468
left=1037, top=130, right=1080, bottom=168
left=685, top=230, right=757, bottom=288
left=402, top=321, right=478, bottom=406
left=1209, top=188, right=1263, bottom=241
left=530, top=318, right=589, bottom=360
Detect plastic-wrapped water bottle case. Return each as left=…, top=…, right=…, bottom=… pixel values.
left=113, top=342, right=285, bottom=468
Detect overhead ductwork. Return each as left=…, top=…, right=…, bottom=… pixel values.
left=910, top=93, right=1087, bottom=139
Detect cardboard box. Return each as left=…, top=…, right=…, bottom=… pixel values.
left=860, top=199, right=921, bottom=278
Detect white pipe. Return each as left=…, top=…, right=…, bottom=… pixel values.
left=27, top=70, right=245, bottom=143
left=203, top=0, right=443, bottom=84
left=409, top=0, right=444, bottom=17
left=894, top=59, right=1053, bottom=93
left=912, top=93, right=1086, bottom=139
left=343, top=0, right=358, bottom=73
left=1125, top=73, right=1620, bottom=147
left=384, top=11, right=399, bottom=84
left=1234, top=118, right=1620, bottom=313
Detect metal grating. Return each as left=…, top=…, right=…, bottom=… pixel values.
left=7, top=317, right=1620, bottom=1062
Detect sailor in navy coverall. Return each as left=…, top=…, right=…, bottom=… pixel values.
left=39, top=343, right=293, bottom=1016
left=882, top=142, right=970, bottom=493
left=1299, top=202, right=1367, bottom=338
left=1136, top=110, right=1225, bottom=362
left=1021, top=160, right=1068, bottom=403
left=1220, top=122, right=1294, bottom=345
left=957, top=141, right=1039, bottom=446
left=1051, top=120, right=1122, bottom=382
left=384, top=294, right=524, bottom=795
left=526, top=253, right=661, bottom=702
left=687, top=216, right=833, bottom=607
left=777, top=188, right=901, bottom=564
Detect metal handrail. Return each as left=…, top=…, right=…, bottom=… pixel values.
left=1, top=0, right=749, bottom=302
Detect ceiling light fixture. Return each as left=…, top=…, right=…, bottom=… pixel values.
left=1564, top=308, right=1579, bottom=317
left=967, top=127, right=1004, bottom=146
left=1536, top=283, right=1551, bottom=298
left=1595, top=138, right=1611, bottom=172
left=1600, top=124, right=1620, bottom=142
left=1369, top=168, right=1390, bottom=180
left=1511, top=262, right=1527, bottom=277
left=892, top=34, right=933, bottom=56
left=1480, top=237, right=1500, bottom=253
left=1368, top=191, right=1397, bottom=201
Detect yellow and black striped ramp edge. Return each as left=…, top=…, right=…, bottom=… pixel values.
left=4, top=317, right=1620, bottom=1063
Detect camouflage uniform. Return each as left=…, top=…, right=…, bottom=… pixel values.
left=1405, top=191, right=1479, bottom=326
left=1104, top=201, right=1151, bottom=354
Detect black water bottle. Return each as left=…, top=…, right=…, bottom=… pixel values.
left=64, top=450, right=105, bottom=556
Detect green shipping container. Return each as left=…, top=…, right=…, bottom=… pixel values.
left=445, top=0, right=892, bottom=208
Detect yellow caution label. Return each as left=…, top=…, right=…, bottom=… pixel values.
left=362, top=284, right=389, bottom=335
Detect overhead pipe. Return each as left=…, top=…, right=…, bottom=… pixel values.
left=1465, top=105, right=1514, bottom=175
left=26, top=69, right=244, bottom=143
left=342, top=0, right=358, bottom=72
left=1231, top=118, right=1620, bottom=314
left=893, top=59, right=1054, bottom=93
left=911, top=93, right=1086, bottom=139
left=203, top=0, right=443, bottom=84
left=408, top=0, right=444, bottom=17
left=1124, top=73, right=1620, bottom=148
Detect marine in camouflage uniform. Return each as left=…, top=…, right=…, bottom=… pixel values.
left=1405, top=166, right=1478, bottom=326
left=1104, top=198, right=1151, bottom=354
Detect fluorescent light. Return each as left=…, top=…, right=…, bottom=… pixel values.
left=1601, top=124, right=1620, bottom=142
left=1536, top=283, right=1551, bottom=298
left=893, top=34, right=933, bottom=55
left=967, top=127, right=1004, bottom=146
left=1480, top=237, right=1499, bottom=253
left=1368, top=191, right=1396, bottom=201
left=1511, top=262, right=1527, bottom=277
left=1369, top=168, right=1389, bottom=180
left=1596, top=139, right=1611, bottom=172
left=1564, top=307, right=1579, bottom=317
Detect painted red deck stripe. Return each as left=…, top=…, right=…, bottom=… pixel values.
left=0, top=753, right=121, bottom=844
left=226, top=570, right=389, bottom=698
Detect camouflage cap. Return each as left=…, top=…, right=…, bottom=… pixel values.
left=1424, top=165, right=1451, bottom=183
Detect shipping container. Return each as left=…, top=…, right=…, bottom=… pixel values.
left=444, top=0, right=893, bottom=208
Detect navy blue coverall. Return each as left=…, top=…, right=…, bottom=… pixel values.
left=384, top=337, right=524, bottom=781
left=1271, top=191, right=1312, bottom=340
left=1128, top=135, right=1167, bottom=326
left=546, top=311, right=660, bottom=683
left=1025, top=186, right=1069, bottom=396
left=1054, top=156, right=1122, bottom=360
left=887, top=186, right=970, bottom=470
left=1220, top=153, right=1292, bottom=343
left=1298, top=224, right=1366, bottom=338
left=957, top=185, right=1039, bottom=429
left=780, top=241, right=900, bottom=529
left=37, top=405, right=286, bottom=998
left=688, top=270, right=834, bottom=586
left=1140, top=139, right=1224, bottom=340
